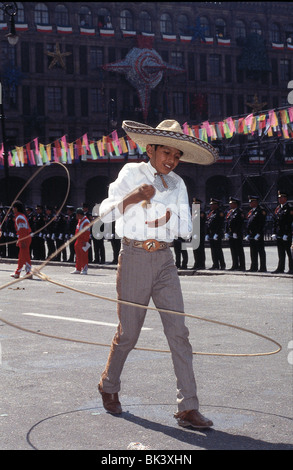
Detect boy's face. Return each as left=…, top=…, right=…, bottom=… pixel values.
left=146, top=144, right=182, bottom=175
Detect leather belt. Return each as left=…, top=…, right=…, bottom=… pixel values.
left=122, top=237, right=172, bottom=252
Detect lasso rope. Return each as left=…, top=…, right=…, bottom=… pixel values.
left=0, top=163, right=282, bottom=357
left=0, top=161, right=71, bottom=245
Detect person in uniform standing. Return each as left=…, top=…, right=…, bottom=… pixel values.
left=109, top=221, right=121, bottom=265
left=92, top=216, right=106, bottom=264
left=98, top=119, right=218, bottom=429
left=66, top=205, right=76, bottom=263
left=192, top=197, right=206, bottom=270
left=173, top=237, right=188, bottom=269
left=0, top=206, right=7, bottom=258
left=6, top=208, right=18, bottom=259
left=271, top=191, right=293, bottom=274
left=225, top=197, right=245, bottom=271
left=54, top=210, right=67, bottom=262
left=25, top=206, right=35, bottom=258
left=33, top=204, right=46, bottom=260
left=206, top=198, right=226, bottom=270
left=245, top=196, right=267, bottom=272
left=44, top=206, right=56, bottom=259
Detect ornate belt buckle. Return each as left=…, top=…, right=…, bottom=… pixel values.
left=142, top=239, right=160, bottom=252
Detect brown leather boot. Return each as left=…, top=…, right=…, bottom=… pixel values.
left=174, top=409, right=213, bottom=429
left=98, top=384, right=122, bottom=415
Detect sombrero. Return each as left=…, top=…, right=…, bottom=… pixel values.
left=122, top=119, right=218, bottom=165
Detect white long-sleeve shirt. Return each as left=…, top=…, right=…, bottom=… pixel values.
left=99, top=161, right=192, bottom=242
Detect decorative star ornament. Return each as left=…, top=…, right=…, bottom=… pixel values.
left=103, top=48, right=185, bottom=121
left=188, top=17, right=207, bottom=43
left=246, top=94, right=267, bottom=113
left=46, top=42, right=72, bottom=70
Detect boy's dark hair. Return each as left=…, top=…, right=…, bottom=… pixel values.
left=13, top=200, right=25, bottom=213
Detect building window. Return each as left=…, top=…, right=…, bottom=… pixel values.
left=55, top=4, right=69, bottom=26
left=209, top=93, right=223, bottom=117
left=120, top=10, right=133, bottom=30
left=35, top=43, right=44, bottom=73
left=235, top=20, right=246, bottom=39
left=177, top=14, right=189, bottom=34
left=280, top=59, right=290, bottom=82
left=49, top=129, right=64, bottom=143
left=200, top=16, right=211, bottom=37
left=67, top=87, right=75, bottom=116
left=172, top=91, right=184, bottom=115
left=97, top=8, right=112, bottom=28
left=250, top=21, right=262, bottom=36
left=90, top=47, right=103, bottom=70
left=79, top=45, right=87, bottom=75
left=65, top=45, right=74, bottom=74
left=79, top=6, right=92, bottom=28
left=36, top=86, right=45, bottom=115
left=1, top=40, right=17, bottom=66
left=171, top=51, right=183, bottom=67
left=215, top=18, right=227, bottom=38
left=226, top=94, right=233, bottom=116
left=270, top=23, right=281, bottom=43
left=285, top=23, right=293, bottom=44
left=81, top=88, right=88, bottom=116
left=200, top=54, right=207, bottom=81
left=22, top=85, right=30, bottom=115
left=34, top=3, right=49, bottom=24
left=139, top=11, right=152, bottom=33
left=209, top=54, right=221, bottom=78
left=238, top=95, right=244, bottom=115
left=225, top=55, right=232, bottom=82
left=271, top=58, right=278, bottom=85
left=20, top=42, right=30, bottom=73
left=91, top=89, right=104, bottom=113
left=48, top=87, right=62, bottom=112
left=236, top=56, right=244, bottom=83
left=160, top=13, right=172, bottom=34
left=16, top=2, right=25, bottom=23
left=188, top=52, right=195, bottom=81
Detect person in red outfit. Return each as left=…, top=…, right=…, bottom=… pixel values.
left=10, top=200, right=33, bottom=279
left=71, top=208, right=90, bottom=275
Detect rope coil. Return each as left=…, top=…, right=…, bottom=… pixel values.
left=0, top=162, right=282, bottom=358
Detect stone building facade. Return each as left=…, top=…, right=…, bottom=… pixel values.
left=0, top=1, right=292, bottom=211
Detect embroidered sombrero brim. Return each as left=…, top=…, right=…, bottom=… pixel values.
left=122, top=120, right=218, bottom=165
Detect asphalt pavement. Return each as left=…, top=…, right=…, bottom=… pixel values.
left=0, top=245, right=292, bottom=455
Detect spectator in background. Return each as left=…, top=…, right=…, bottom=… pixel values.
left=206, top=198, right=226, bottom=270
left=245, top=195, right=267, bottom=272
left=271, top=191, right=293, bottom=274
left=225, top=197, right=245, bottom=271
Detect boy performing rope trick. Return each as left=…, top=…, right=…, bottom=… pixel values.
left=98, top=119, right=218, bottom=429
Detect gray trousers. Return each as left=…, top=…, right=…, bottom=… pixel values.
left=99, top=240, right=199, bottom=412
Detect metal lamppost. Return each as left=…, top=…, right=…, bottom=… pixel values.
left=1, top=2, right=18, bottom=46
left=0, top=2, right=19, bottom=204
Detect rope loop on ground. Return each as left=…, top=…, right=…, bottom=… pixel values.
left=0, top=162, right=282, bottom=358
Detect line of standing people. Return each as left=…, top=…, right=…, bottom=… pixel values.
left=180, top=191, right=293, bottom=275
